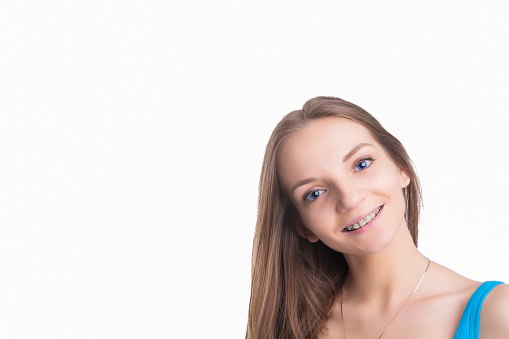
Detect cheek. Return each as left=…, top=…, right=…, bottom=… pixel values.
left=367, top=167, right=406, bottom=202
left=297, top=205, right=333, bottom=234
left=298, top=208, right=320, bottom=231
left=382, top=170, right=408, bottom=212
left=365, top=169, right=396, bottom=192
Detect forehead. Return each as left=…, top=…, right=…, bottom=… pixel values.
left=278, top=117, right=377, bottom=184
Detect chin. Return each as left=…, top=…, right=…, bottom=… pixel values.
left=352, top=227, right=399, bottom=255
left=362, top=235, right=394, bottom=254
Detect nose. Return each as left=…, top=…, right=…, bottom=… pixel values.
left=334, top=180, right=366, bottom=214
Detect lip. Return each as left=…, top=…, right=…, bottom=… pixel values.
left=341, top=204, right=384, bottom=234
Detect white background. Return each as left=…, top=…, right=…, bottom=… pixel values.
left=1, top=1, right=509, bottom=338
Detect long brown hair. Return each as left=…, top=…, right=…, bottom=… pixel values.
left=246, top=97, right=422, bottom=339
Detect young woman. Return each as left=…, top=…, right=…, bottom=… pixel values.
left=246, top=97, right=509, bottom=339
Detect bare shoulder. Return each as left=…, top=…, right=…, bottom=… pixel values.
left=426, top=261, right=481, bottom=296
left=480, top=283, right=509, bottom=339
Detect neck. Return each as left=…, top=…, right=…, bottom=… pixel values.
left=342, top=222, right=428, bottom=306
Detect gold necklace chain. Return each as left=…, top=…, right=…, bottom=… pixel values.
left=340, top=258, right=431, bottom=339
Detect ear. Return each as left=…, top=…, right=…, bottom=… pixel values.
left=399, top=169, right=410, bottom=188
left=297, top=224, right=320, bottom=243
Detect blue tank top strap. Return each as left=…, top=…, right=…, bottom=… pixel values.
left=454, top=281, right=504, bottom=339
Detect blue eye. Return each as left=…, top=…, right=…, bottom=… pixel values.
left=355, top=158, right=373, bottom=171
left=304, top=189, right=325, bottom=202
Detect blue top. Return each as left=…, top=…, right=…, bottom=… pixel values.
left=454, top=281, right=504, bottom=339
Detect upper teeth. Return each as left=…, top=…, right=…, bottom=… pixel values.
left=345, top=206, right=381, bottom=231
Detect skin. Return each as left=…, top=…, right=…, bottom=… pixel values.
left=278, top=117, right=509, bottom=339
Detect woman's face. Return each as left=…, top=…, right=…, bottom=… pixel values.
left=278, top=117, right=410, bottom=255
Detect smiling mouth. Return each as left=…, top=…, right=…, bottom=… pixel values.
left=343, top=205, right=383, bottom=232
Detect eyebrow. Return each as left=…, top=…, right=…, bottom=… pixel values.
left=290, top=143, right=373, bottom=194
left=291, top=177, right=318, bottom=193
left=342, top=142, right=373, bottom=163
